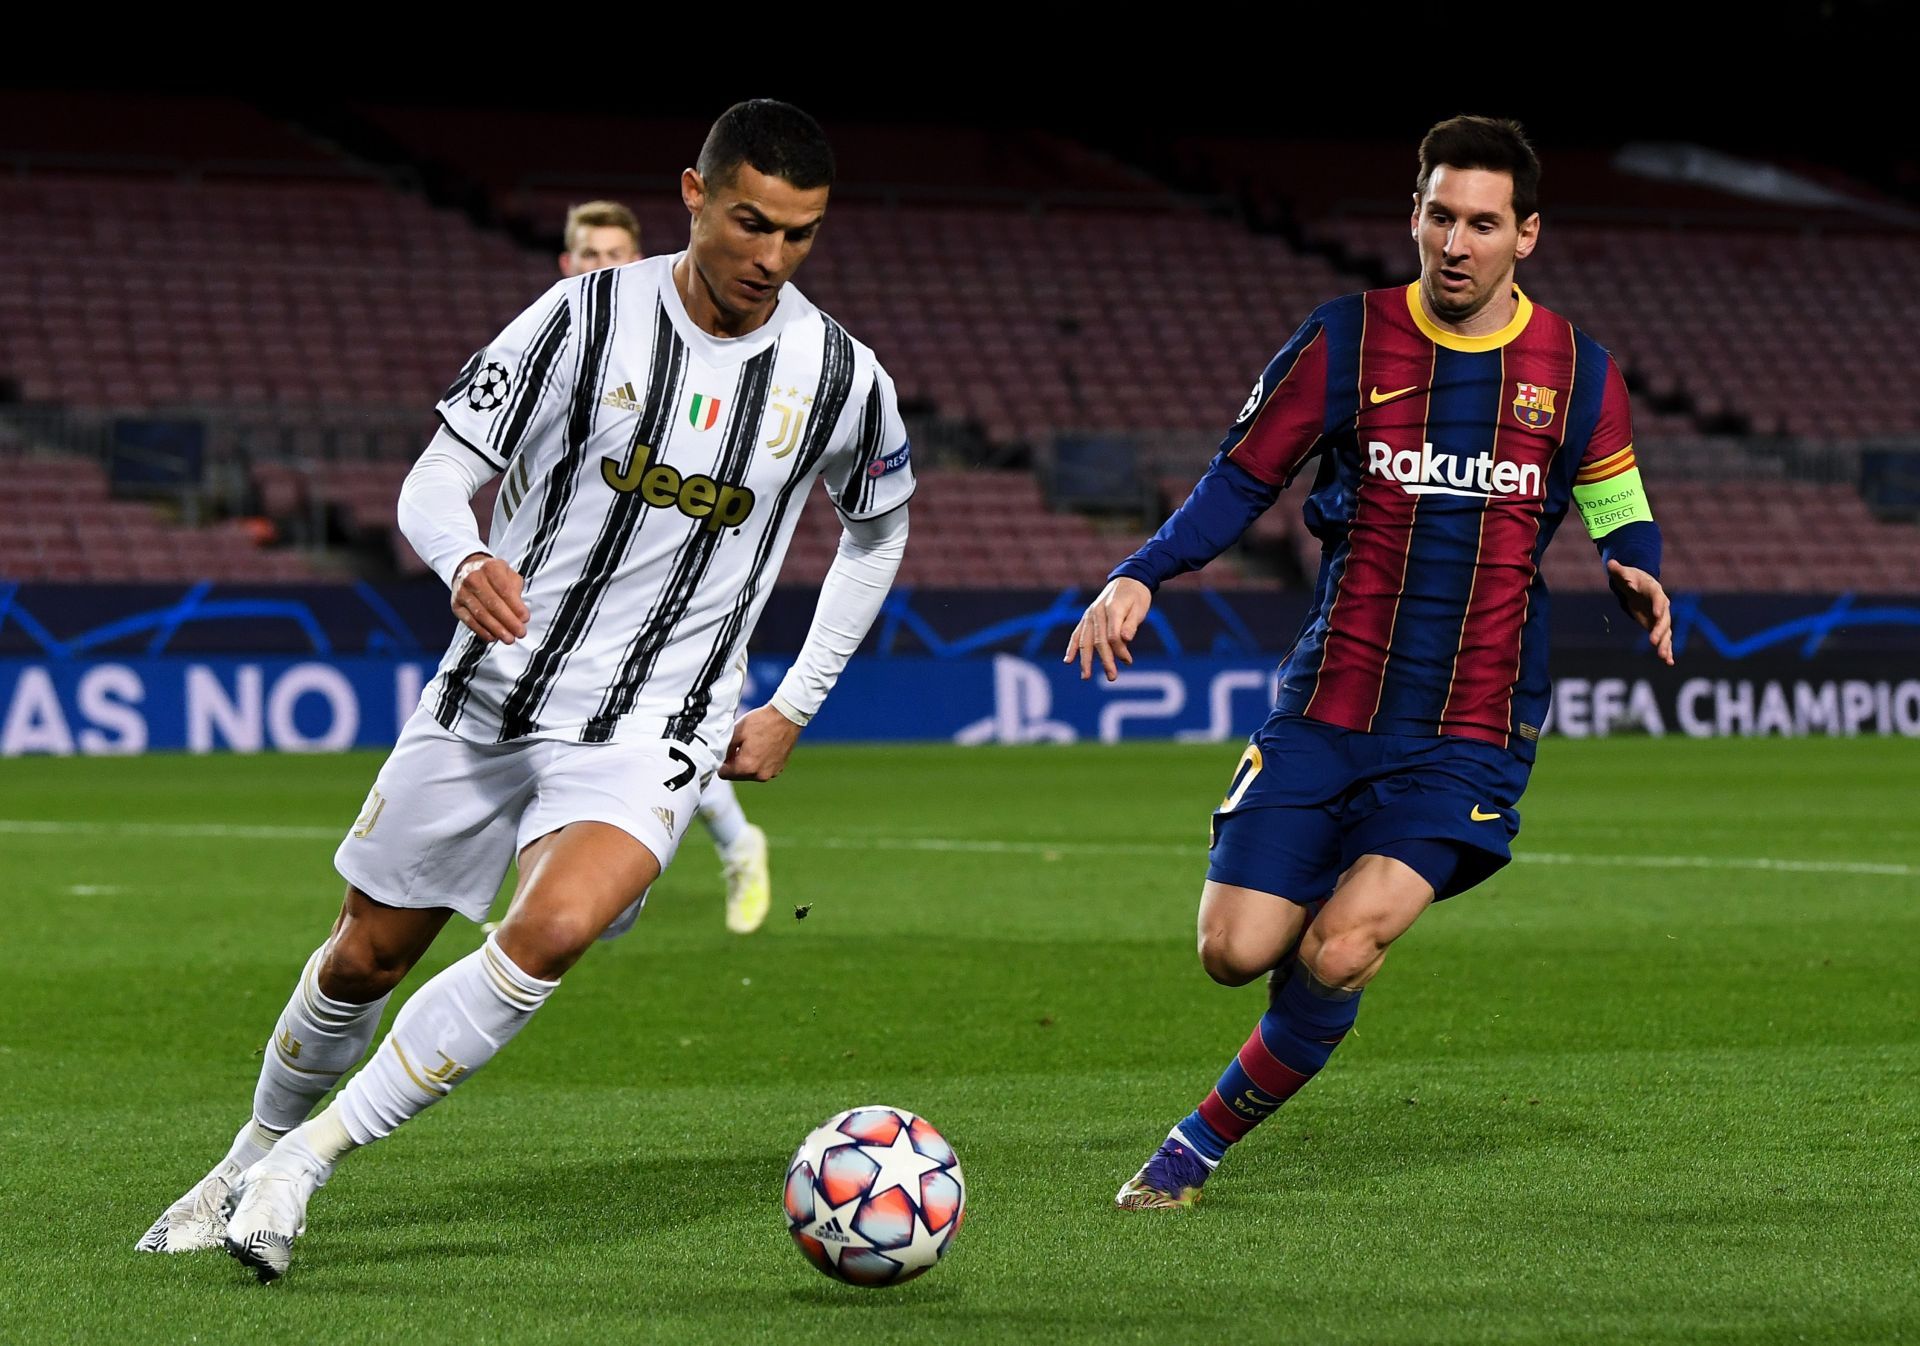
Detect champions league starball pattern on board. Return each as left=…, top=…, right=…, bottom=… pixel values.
left=784, top=1106, right=965, bottom=1286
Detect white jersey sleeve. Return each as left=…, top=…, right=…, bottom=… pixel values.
left=819, top=361, right=915, bottom=521
left=398, top=427, right=496, bottom=588
left=435, top=279, right=577, bottom=472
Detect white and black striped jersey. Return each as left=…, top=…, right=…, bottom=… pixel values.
left=425, top=253, right=914, bottom=752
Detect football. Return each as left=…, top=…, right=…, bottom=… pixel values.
left=783, top=1105, right=966, bottom=1286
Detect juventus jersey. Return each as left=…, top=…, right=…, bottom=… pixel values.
left=425, top=254, right=914, bottom=753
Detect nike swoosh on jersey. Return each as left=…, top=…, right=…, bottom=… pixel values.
left=1369, top=384, right=1420, bottom=405
left=1470, top=806, right=1502, bottom=822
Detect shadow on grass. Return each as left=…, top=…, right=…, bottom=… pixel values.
left=1062, top=1092, right=1601, bottom=1210
left=369, top=1147, right=786, bottom=1230
left=785, top=1280, right=964, bottom=1308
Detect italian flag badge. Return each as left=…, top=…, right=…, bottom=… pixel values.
left=688, top=393, right=722, bottom=430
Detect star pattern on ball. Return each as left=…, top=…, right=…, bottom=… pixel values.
left=805, top=1189, right=873, bottom=1268
left=895, top=1210, right=951, bottom=1271
left=859, top=1124, right=947, bottom=1200
left=803, top=1119, right=850, bottom=1157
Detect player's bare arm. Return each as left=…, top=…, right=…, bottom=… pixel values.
left=1607, top=559, right=1675, bottom=665
left=1065, top=577, right=1153, bottom=682
left=450, top=552, right=529, bottom=645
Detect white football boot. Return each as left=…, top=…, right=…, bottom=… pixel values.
left=135, top=1155, right=250, bottom=1253
left=722, top=823, right=772, bottom=934
left=223, top=1134, right=332, bottom=1283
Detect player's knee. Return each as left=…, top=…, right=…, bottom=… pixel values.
left=1299, top=927, right=1384, bottom=990
left=495, top=908, right=600, bottom=981
left=1196, top=927, right=1268, bottom=987
left=317, top=932, right=412, bottom=1003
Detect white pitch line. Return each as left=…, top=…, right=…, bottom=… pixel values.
left=0, top=819, right=337, bottom=841
left=793, top=834, right=1920, bottom=878
left=0, top=819, right=1912, bottom=879
left=1514, top=852, right=1917, bottom=878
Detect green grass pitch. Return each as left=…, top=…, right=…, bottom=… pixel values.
left=1, top=738, right=1916, bottom=1344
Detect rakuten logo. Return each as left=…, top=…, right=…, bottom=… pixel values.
left=1366, top=441, right=1542, bottom=499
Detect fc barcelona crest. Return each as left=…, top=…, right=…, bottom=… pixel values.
left=1512, top=382, right=1558, bottom=429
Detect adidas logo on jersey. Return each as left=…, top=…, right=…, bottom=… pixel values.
left=601, top=382, right=642, bottom=412
left=810, top=1215, right=851, bottom=1244
left=1366, top=440, right=1543, bottom=500
left=602, top=443, right=757, bottom=533
left=652, top=806, right=677, bottom=832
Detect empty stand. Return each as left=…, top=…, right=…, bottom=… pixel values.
left=0, top=452, right=324, bottom=582
left=4, top=100, right=1916, bottom=595
left=0, top=175, right=550, bottom=410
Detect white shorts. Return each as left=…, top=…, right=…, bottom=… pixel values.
left=334, top=707, right=712, bottom=936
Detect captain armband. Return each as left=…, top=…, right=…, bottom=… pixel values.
left=1572, top=461, right=1654, bottom=539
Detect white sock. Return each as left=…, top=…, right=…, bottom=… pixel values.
left=333, top=934, right=557, bottom=1146
left=220, top=1118, right=283, bottom=1172
left=286, top=1102, right=357, bottom=1167
left=698, top=778, right=749, bottom=850
left=1168, top=1125, right=1221, bottom=1170
left=252, top=944, right=391, bottom=1132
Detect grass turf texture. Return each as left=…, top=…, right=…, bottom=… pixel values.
left=1, top=739, right=1915, bottom=1345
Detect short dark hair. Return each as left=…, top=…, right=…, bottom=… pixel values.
left=696, top=100, right=834, bottom=192
left=1417, top=115, right=1540, bottom=223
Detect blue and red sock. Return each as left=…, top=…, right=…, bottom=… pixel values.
left=1174, top=959, right=1363, bottom=1164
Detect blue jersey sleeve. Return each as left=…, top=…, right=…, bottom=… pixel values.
left=1109, top=453, right=1280, bottom=591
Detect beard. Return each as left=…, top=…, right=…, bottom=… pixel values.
left=1425, top=274, right=1486, bottom=322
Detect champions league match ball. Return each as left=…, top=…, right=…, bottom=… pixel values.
left=784, top=1105, right=966, bottom=1286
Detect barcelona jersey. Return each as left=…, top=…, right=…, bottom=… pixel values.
left=1211, top=285, right=1642, bottom=758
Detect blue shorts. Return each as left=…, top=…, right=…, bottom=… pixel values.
left=1207, top=714, right=1528, bottom=905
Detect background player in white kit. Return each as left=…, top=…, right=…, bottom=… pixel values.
left=135, top=100, right=915, bottom=1282
left=554, top=197, right=775, bottom=935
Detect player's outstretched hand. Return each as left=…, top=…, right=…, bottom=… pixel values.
left=1065, top=577, right=1154, bottom=682
left=451, top=552, right=530, bottom=645
left=1607, top=559, right=1674, bottom=666
left=722, top=704, right=805, bottom=781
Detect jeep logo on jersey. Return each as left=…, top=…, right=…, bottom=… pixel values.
left=1366, top=441, right=1543, bottom=500
left=602, top=444, right=756, bottom=532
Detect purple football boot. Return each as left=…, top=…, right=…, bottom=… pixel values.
left=1114, top=1128, right=1215, bottom=1210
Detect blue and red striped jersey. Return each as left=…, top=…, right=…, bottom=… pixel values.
left=1207, top=284, right=1636, bottom=757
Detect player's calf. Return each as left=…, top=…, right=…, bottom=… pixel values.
left=253, top=942, right=397, bottom=1133
left=138, top=905, right=435, bottom=1255
left=1121, top=953, right=1364, bottom=1209
left=225, top=930, right=562, bottom=1282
